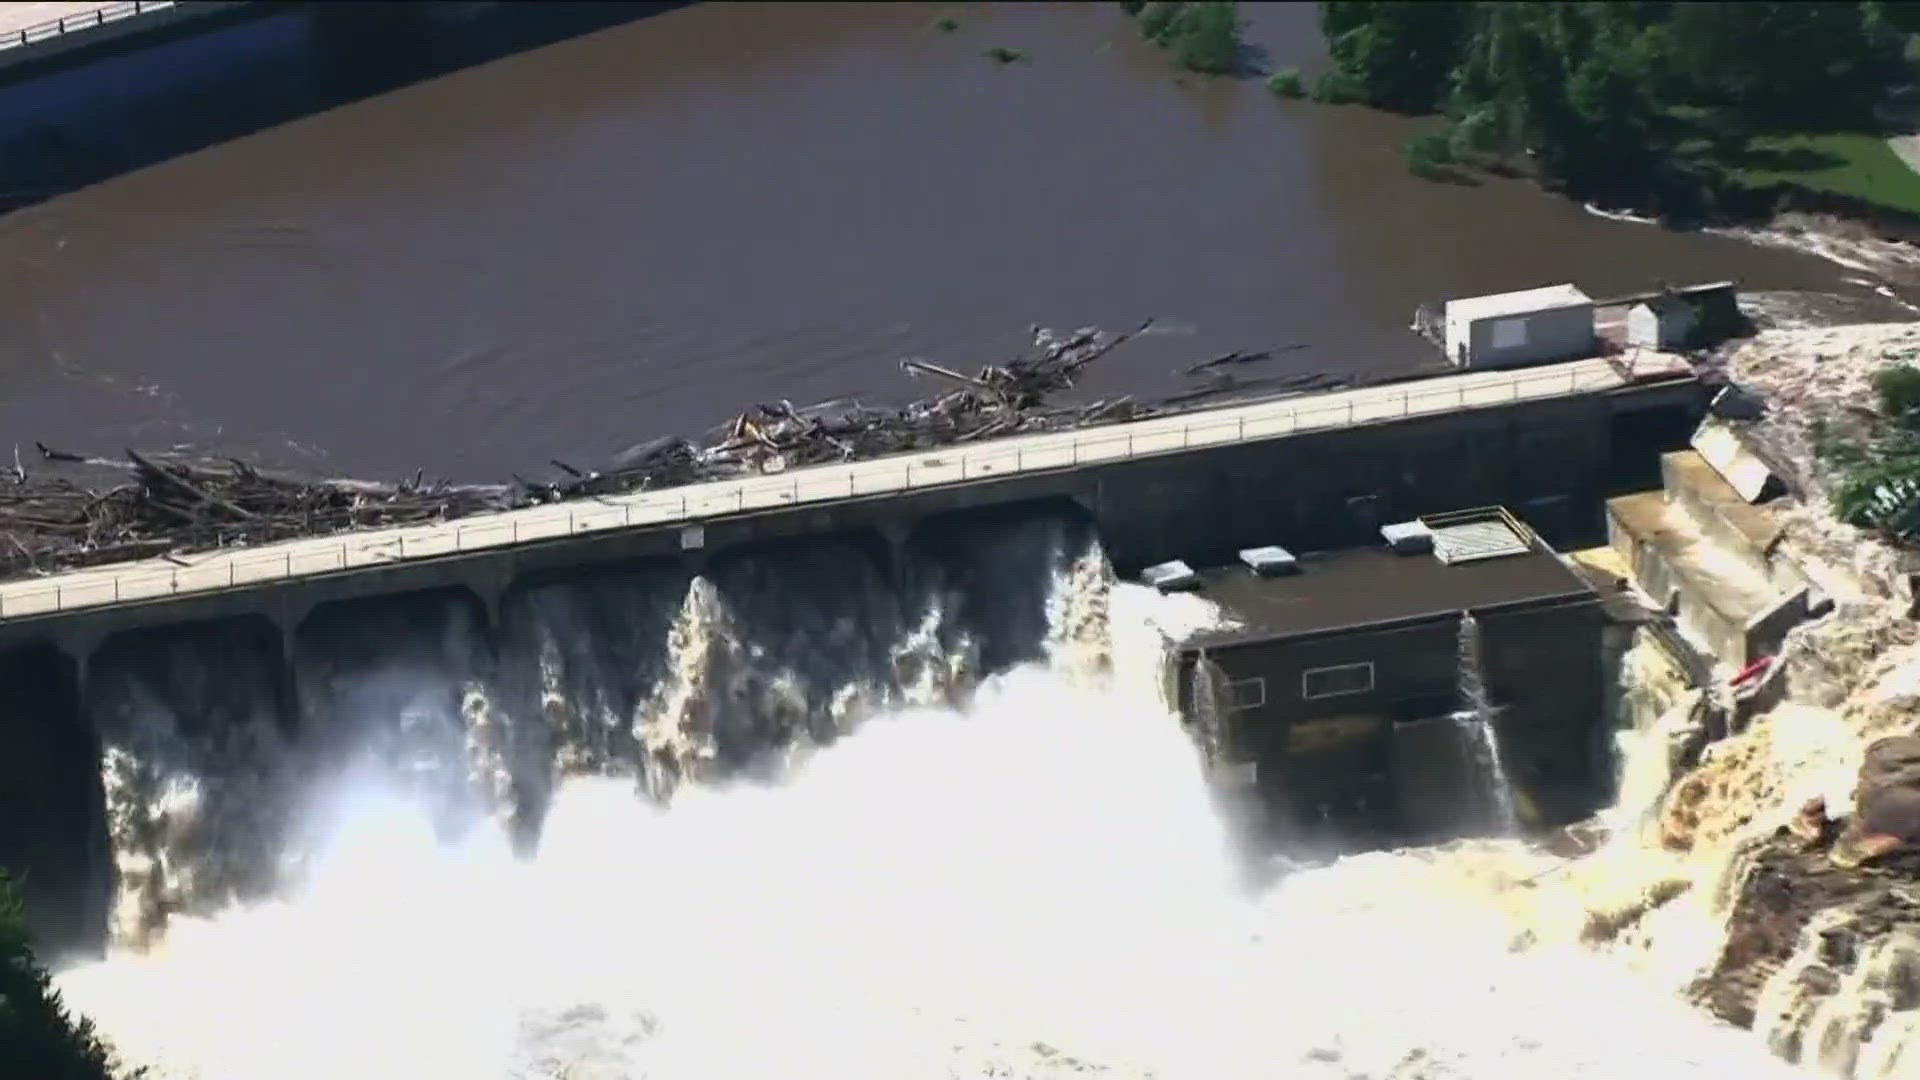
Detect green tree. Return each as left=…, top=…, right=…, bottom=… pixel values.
left=1312, top=0, right=1914, bottom=212
left=0, top=874, right=123, bottom=1079
left=1664, top=2, right=1901, bottom=128
left=1320, top=1, right=1472, bottom=113
left=1267, top=67, right=1307, bottom=98
left=1875, top=364, right=1920, bottom=422
left=1168, top=1, right=1242, bottom=74
left=1131, top=2, right=1243, bottom=74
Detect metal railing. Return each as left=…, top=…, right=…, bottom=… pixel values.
left=0, top=363, right=1612, bottom=620
left=0, top=1, right=174, bottom=51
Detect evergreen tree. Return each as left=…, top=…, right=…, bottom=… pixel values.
left=0, top=874, right=122, bottom=1079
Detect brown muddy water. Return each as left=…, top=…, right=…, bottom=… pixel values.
left=0, top=1, right=1902, bottom=482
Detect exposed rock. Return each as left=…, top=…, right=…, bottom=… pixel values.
left=1689, top=830, right=1920, bottom=1035
left=1835, top=735, right=1920, bottom=867
left=1789, top=796, right=1836, bottom=847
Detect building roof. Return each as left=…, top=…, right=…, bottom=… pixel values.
left=1178, top=535, right=1595, bottom=651
left=1632, top=293, right=1695, bottom=315
left=1444, top=283, right=1593, bottom=324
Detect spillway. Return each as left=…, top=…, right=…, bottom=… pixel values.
left=31, top=505, right=1819, bottom=1078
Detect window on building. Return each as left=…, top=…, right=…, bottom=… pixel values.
left=1226, top=677, right=1265, bottom=710
left=1301, top=661, right=1375, bottom=700
left=1491, top=317, right=1529, bottom=349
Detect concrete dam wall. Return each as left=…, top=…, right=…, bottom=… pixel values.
left=0, top=368, right=1701, bottom=954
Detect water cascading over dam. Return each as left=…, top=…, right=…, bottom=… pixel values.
left=73, top=510, right=1106, bottom=947
left=49, top=506, right=1814, bottom=1079
left=1454, top=610, right=1521, bottom=836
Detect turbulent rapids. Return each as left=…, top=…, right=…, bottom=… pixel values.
left=46, top=512, right=1822, bottom=1078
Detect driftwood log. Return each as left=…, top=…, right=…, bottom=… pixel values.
left=2, top=321, right=1340, bottom=579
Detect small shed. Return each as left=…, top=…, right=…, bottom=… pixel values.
left=1443, top=284, right=1596, bottom=370
left=1626, top=293, right=1697, bottom=349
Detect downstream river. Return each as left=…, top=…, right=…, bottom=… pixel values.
left=0, top=1, right=1896, bottom=481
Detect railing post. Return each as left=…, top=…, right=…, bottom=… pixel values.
left=1238, top=417, right=1246, bottom=442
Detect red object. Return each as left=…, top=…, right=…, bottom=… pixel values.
left=1730, top=656, right=1771, bottom=689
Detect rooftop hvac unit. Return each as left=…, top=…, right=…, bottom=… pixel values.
left=1142, top=559, right=1200, bottom=593
left=1238, top=545, right=1298, bottom=576
left=1380, top=520, right=1434, bottom=556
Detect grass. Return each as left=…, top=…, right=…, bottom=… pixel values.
left=1736, top=132, right=1920, bottom=216
left=984, top=45, right=1028, bottom=64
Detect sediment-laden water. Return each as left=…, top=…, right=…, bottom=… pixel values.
left=0, top=2, right=1909, bottom=483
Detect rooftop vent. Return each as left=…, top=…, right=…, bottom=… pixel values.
left=1380, top=520, right=1434, bottom=556
left=1142, top=559, right=1200, bottom=593
left=1238, top=545, right=1298, bottom=576
left=1424, top=509, right=1532, bottom=565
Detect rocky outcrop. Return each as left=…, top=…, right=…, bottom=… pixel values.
left=1687, top=783, right=1920, bottom=1078
left=1632, top=322, right=1920, bottom=1077
left=1838, top=736, right=1920, bottom=868
left=1691, top=829, right=1920, bottom=1028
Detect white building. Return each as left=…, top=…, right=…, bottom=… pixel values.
left=1626, top=294, right=1697, bottom=350
left=1443, top=283, right=1596, bottom=370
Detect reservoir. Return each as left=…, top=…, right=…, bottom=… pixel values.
left=0, top=1, right=1895, bottom=482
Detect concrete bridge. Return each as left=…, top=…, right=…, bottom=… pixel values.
left=0, top=353, right=1702, bottom=670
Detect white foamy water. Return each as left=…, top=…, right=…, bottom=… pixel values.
left=55, top=585, right=1808, bottom=1080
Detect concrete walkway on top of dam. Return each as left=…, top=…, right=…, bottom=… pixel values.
left=0, top=1, right=171, bottom=45
left=0, top=352, right=1687, bottom=623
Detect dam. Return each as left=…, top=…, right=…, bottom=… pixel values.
left=0, top=350, right=1702, bottom=954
